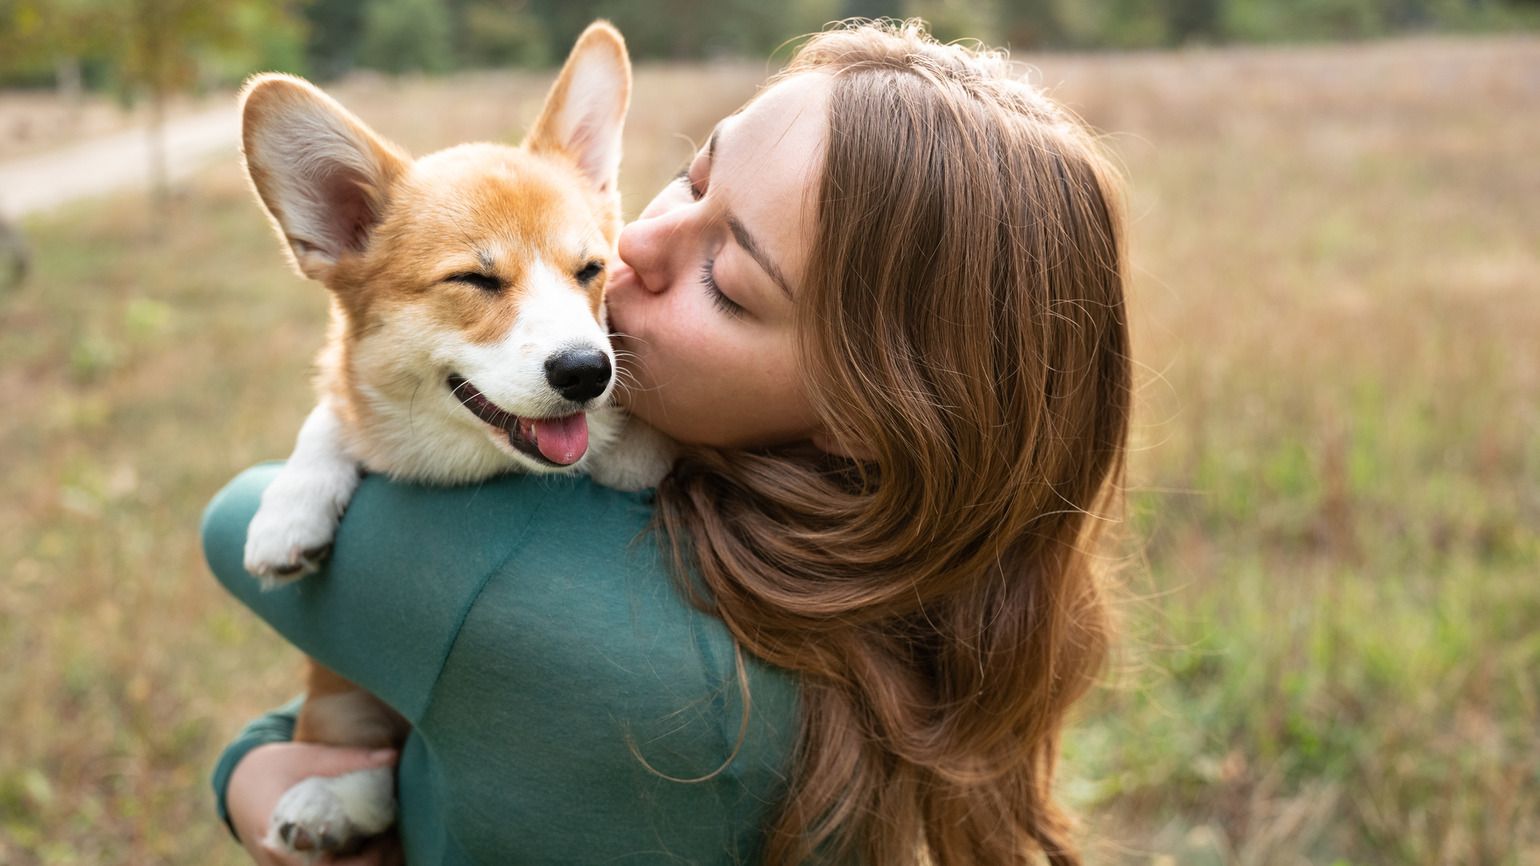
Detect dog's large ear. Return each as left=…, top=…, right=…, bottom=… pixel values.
left=525, top=21, right=631, bottom=195
left=240, top=74, right=408, bottom=282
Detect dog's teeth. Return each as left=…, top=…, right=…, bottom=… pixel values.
left=508, top=419, right=536, bottom=448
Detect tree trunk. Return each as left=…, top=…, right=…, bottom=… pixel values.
left=55, top=57, right=84, bottom=126
left=0, top=216, right=29, bottom=291
left=147, top=86, right=170, bottom=215
left=1003, top=0, right=1066, bottom=49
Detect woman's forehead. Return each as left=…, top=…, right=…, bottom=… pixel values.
left=729, top=72, right=830, bottom=153
left=715, top=73, right=830, bottom=296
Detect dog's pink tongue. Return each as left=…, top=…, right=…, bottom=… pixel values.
left=533, top=414, right=588, bottom=465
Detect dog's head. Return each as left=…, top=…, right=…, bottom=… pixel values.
left=241, top=23, right=629, bottom=476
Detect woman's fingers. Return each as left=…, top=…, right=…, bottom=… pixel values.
left=252, top=832, right=401, bottom=866
left=252, top=834, right=401, bottom=866
left=326, top=834, right=404, bottom=866
left=298, top=746, right=400, bottom=776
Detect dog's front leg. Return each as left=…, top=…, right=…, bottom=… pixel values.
left=244, top=400, right=362, bottom=588
left=266, top=765, right=396, bottom=857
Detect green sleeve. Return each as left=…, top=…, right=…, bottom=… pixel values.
left=211, top=695, right=302, bottom=840
left=200, top=463, right=548, bottom=724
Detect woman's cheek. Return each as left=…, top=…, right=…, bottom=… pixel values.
left=663, top=280, right=708, bottom=338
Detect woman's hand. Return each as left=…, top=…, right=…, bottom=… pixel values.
left=226, top=742, right=402, bottom=866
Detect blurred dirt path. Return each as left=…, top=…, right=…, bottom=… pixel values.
left=0, top=105, right=237, bottom=219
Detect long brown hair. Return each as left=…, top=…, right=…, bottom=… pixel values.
left=655, top=19, right=1131, bottom=865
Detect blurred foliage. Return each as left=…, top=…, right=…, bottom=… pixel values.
left=458, top=0, right=551, bottom=68
left=0, top=0, right=307, bottom=92
left=357, top=0, right=455, bottom=73
left=2, top=0, right=1538, bottom=92
left=0, top=0, right=309, bottom=203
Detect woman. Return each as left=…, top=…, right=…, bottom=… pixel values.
left=205, top=19, right=1130, bottom=866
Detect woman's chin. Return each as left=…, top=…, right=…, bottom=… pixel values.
left=617, top=397, right=695, bottom=447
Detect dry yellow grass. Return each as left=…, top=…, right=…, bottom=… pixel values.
left=1038, top=35, right=1540, bottom=866
left=0, top=37, right=1535, bottom=865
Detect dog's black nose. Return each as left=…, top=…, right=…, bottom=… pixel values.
left=545, top=348, right=612, bottom=403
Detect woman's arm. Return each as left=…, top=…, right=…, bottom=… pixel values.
left=212, top=697, right=301, bottom=836
left=205, top=464, right=548, bottom=862
left=201, top=463, right=550, bottom=723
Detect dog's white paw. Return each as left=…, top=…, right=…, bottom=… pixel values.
left=243, top=469, right=353, bottom=587
left=265, top=767, right=396, bottom=857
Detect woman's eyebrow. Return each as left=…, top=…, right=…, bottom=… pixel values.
left=727, top=215, right=791, bottom=299
left=709, top=124, right=793, bottom=299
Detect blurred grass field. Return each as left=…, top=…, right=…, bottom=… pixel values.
left=1, top=36, right=1536, bottom=866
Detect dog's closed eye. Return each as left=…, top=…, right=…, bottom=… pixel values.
left=576, top=261, right=604, bottom=284
left=445, top=272, right=505, bottom=293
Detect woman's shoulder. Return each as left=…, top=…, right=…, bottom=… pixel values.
left=204, top=462, right=656, bottom=566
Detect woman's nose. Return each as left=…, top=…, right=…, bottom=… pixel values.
left=617, top=213, right=677, bottom=295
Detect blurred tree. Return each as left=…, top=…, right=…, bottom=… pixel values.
left=115, top=0, right=304, bottom=205
left=358, top=0, right=455, bottom=73
left=1167, top=0, right=1225, bottom=41
left=909, top=0, right=1001, bottom=42
left=709, top=0, right=800, bottom=56
left=207, top=1, right=310, bottom=81
left=1062, top=0, right=1168, bottom=46
left=304, top=0, right=369, bottom=79
left=601, top=0, right=711, bottom=59
left=460, top=0, right=551, bottom=68
left=1226, top=0, right=1379, bottom=40
left=0, top=0, right=113, bottom=99
left=761, top=0, right=847, bottom=58
left=515, top=0, right=839, bottom=62
left=1000, top=0, right=1068, bottom=47
left=526, top=0, right=603, bottom=56
left=0, top=214, right=29, bottom=291
left=1386, top=0, right=1433, bottom=25
left=842, top=0, right=900, bottom=19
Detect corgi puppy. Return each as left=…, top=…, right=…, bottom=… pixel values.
left=236, top=22, right=670, bottom=856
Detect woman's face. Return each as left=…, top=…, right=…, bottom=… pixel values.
left=607, top=73, right=830, bottom=449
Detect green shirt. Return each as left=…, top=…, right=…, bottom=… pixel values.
left=203, top=464, right=801, bottom=865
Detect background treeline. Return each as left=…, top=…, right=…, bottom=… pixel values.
left=2, top=0, right=1539, bottom=91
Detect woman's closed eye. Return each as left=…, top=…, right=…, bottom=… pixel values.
left=681, top=142, right=713, bottom=200
left=699, top=259, right=744, bottom=318
left=674, top=165, right=701, bottom=200
left=678, top=153, right=743, bottom=317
